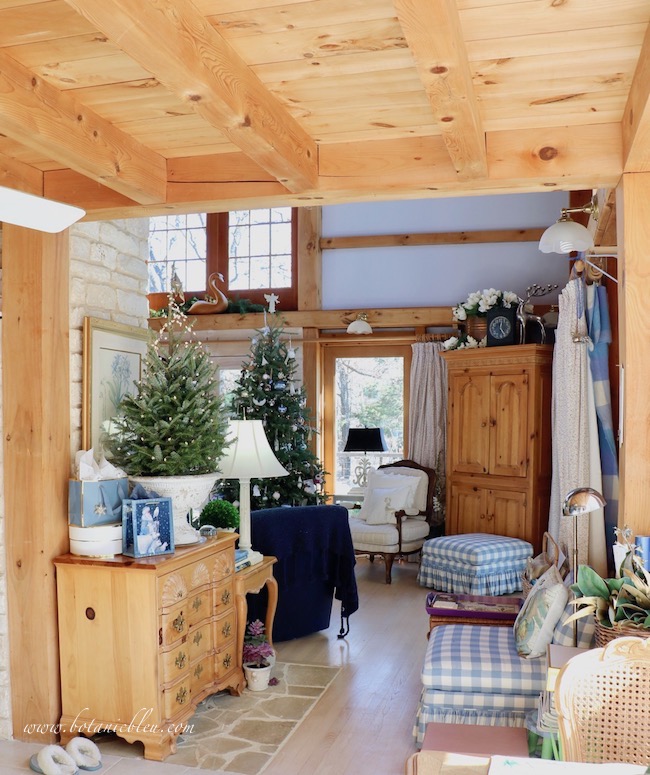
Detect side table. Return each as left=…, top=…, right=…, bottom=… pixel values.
left=234, top=556, right=278, bottom=668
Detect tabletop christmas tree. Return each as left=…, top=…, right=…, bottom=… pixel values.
left=220, top=317, right=327, bottom=509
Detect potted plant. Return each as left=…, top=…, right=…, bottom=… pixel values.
left=242, top=619, right=275, bottom=691
left=104, top=299, right=230, bottom=545
left=197, top=498, right=239, bottom=531
left=567, top=560, right=650, bottom=646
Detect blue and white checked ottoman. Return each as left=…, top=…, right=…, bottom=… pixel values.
left=417, top=533, right=532, bottom=595
left=413, top=623, right=547, bottom=744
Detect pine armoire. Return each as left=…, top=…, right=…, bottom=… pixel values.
left=441, top=344, right=553, bottom=553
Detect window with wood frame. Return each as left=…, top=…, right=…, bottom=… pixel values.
left=147, top=207, right=298, bottom=311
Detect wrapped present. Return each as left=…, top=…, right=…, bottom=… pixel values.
left=122, top=497, right=174, bottom=558
left=68, top=477, right=128, bottom=527
left=68, top=449, right=129, bottom=527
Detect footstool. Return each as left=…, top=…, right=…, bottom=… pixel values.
left=417, top=533, right=532, bottom=595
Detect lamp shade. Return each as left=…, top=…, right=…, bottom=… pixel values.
left=562, top=487, right=606, bottom=516
left=346, top=313, right=372, bottom=335
left=344, top=427, right=388, bottom=453
left=539, top=217, right=594, bottom=254
left=0, top=185, right=85, bottom=233
left=218, top=419, right=288, bottom=480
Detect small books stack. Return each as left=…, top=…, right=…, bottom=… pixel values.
left=235, top=549, right=251, bottom=572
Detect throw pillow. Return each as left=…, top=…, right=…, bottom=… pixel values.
left=514, top=580, right=569, bottom=658
left=358, top=483, right=415, bottom=525
left=551, top=589, right=596, bottom=648
left=367, top=469, right=420, bottom=511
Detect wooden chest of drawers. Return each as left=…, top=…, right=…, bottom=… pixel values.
left=54, top=535, right=244, bottom=761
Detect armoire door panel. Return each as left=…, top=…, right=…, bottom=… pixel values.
left=488, top=489, right=528, bottom=539
left=449, top=483, right=486, bottom=534
left=489, top=373, right=528, bottom=478
left=449, top=373, right=490, bottom=474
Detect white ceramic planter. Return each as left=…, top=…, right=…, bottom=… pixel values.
left=130, top=472, right=218, bottom=546
left=243, top=663, right=272, bottom=692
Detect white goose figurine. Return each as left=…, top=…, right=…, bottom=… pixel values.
left=188, top=272, right=228, bottom=314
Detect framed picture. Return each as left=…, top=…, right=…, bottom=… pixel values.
left=82, top=317, right=150, bottom=453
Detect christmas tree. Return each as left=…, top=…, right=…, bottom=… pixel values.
left=105, top=299, right=230, bottom=477
left=220, top=318, right=327, bottom=509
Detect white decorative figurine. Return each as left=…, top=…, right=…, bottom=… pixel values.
left=264, top=293, right=279, bottom=313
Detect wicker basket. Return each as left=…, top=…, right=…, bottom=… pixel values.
left=594, top=619, right=650, bottom=647
left=520, top=532, right=560, bottom=598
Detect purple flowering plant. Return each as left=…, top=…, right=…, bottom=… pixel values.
left=242, top=619, right=274, bottom=667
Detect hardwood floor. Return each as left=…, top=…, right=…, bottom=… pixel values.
left=265, top=556, right=428, bottom=775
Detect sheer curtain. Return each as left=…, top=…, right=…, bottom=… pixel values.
left=408, top=340, right=447, bottom=472
left=549, top=279, right=607, bottom=576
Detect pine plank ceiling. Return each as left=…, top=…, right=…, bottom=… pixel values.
left=0, top=0, right=648, bottom=221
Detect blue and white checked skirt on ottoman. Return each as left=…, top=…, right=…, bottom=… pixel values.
left=417, top=533, right=532, bottom=595
left=413, top=624, right=547, bottom=745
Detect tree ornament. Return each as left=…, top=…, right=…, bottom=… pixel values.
left=253, top=484, right=261, bottom=497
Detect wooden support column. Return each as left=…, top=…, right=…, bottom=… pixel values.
left=616, top=173, right=650, bottom=538
left=302, top=328, right=320, bottom=457
left=2, top=225, right=70, bottom=740
left=297, top=207, right=322, bottom=312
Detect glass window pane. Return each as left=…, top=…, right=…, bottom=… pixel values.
left=230, top=210, right=250, bottom=226
left=186, top=213, right=206, bottom=228
left=167, top=230, right=188, bottom=261
left=334, top=356, right=404, bottom=494
left=250, top=224, right=270, bottom=256
left=229, top=257, right=249, bottom=289
left=249, top=256, right=270, bottom=289
left=186, top=259, right=206, bottom=290
left=271, top=222, right=291, bottom=254
left=148, top=231, right=167, bottom=262
left=150, top=215, right=169, bottom=231
left=250, top=209, right=269, bottom=225
left=271, top=207, right=291, bottom=223
left=270, top=255, right=291, bottom=287
left=186, top=228, right=207, bottom=259
left=148, top=262, right=167, bottom=293
left=229, top=224, right=249, bottom=258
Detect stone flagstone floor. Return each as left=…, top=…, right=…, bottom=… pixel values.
left=93, top=662, right=340, bottom=774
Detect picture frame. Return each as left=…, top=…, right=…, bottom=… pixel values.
left=82, top=317, right=150, bottom=453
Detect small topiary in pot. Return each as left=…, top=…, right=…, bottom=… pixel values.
left=198, top=498, right=240, bottom=530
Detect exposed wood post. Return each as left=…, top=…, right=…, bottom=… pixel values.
left=302, top=328, right=320, bottom=457
left=616, top=173, right=650, bottom=538
left=2, top=225, right=70, bottom=740
left=297, top=207, right=322, bottom=311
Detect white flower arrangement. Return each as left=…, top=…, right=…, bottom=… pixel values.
left=442, top=333, right=488, bottom=351
left=452, top=288, right=519, bottom=321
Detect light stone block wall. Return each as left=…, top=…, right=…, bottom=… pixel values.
left=0, top=218, right=148, bottom=738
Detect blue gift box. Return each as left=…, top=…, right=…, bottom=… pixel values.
left=68, top=477, right=129, bottom=527
left=122, top=497, right=174, bottom=557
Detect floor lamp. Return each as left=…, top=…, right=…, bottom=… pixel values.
left=562, top=486, right=606, bottom=645
left=218, top=419, right=288, bottom=566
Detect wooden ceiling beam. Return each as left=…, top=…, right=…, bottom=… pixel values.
left=0, top=50, right=166, bottom=205
left=393, top=0, right=487, bottom=180
left=0, top=152, right=43, bottom=196
left=65, top=0, right=318, bottom=192
left=623, top=16, right=650, bottom=172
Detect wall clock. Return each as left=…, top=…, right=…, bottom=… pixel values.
left=486, top=306, right=517, bottom=346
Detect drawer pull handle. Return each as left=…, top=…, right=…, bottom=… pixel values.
left=193, top=631, right=203, bottom=646
left=192, top=597, right=203, bottom=611
left=221, top=589, right=231, bottom=605
left=222, top=622, right=231, bottom=638
left=173, top=614, right=185, bottom=632
left=175, top=652, right=187, bottom=670
left=194, top=664, right=203, bottom=679
left=223, top=653, right=232, bottom=669
left=176, top=686, right=188, bottom=705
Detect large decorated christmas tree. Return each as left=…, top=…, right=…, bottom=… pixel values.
left=221, top=318, right=327, bottom=509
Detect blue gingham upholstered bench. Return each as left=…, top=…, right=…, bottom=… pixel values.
left=417, top=533, right=533, bottom=595
left=413, top=623, right=547, bottom=745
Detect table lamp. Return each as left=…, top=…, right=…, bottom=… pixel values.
left=218, top=419, right=288, bottom=566
left=343, top=427, right=388, bottom=488
left=562, top=486, right=606, bottom=645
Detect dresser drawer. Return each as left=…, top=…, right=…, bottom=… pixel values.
left=162, top=675, right=192, bottom=722
left=187, top=588, right=211, bottom=627
left=215, top=609, right=235, bottom=646
left=160, top=601, right=188, bottom=647
left=214, top=580, right=233, bottom=610
left=215, top=644, right=236, bottom=680
left=188, top=620, right=213, bottom=661
left=190, top=654, right=214, bottom=694
left=158, top=559, right=212, bottom=608
left=212, top=549, right=234, bottom=582
left=160, top=641, right=191, bottom=685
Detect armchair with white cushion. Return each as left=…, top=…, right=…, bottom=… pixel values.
left=347, top=459, right=436, bottom=584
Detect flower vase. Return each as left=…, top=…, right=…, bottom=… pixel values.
left=243, top=662, right=272, bottom=691
left=464, top=317, right=488, bottom=341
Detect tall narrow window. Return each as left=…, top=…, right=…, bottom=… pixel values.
left=322, top=344, right=411, bottom=496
